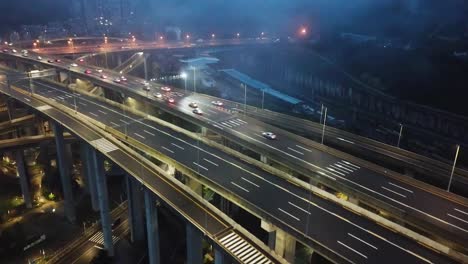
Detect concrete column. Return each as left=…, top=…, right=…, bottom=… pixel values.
left=261, top=220, right=296, bottom=262
left=117, top=54, right=122, bottom=66
left=91, top=148, right=114, bottom=256
left=214, top=247, right=225, bottom=264
left=201, top=127, right=208, bottom=137
left=143, top=56, right=148, bottom=80
left=15, top=149, right=32, bottom=208
left=84, top=144, right=99, bottom=211
left=53, top=122, right=76, bottom=223
left=126, top=175, right=145, bottom=242
left=260, top=155, right=268, bottom=164
left=186, top=224, right=203, bottom=264
left=79, top=143, right=90, bottom=193
left=144, top=189, right=161, bottom=264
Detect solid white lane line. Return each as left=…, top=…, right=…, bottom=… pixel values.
left=334, top=164, right=354, bottom=173
left=203, top=158, right=219, bottom=167
left=110, top=122, right=119, bottom=127
left=288, top=201, right=311, bottom=215
left=287, top=147, right=304, bottom=155
left=241, top=177, right=260, bottom=188
left=327, top=167, right=346, bottom=176
left=171, top=143, right=184, bottom=150
left=448, top=213, right=468, bottom=224
left=89, top=112, right=99, bottom=117
left=454, top=208, right=468, bottom=216
left=134, top=133, right=145, bottom=140
left=348, top=233, right=378, bottom=250
left=161, top=147, right=174, bottom=153
left=388, top=182, right=414, bottom=194
left=341, top=160, right=360, bottom=169
left=295, top=145, right=312, bottom=152
left=278, top=208, right=300, bottom=221
left=337, top=241, right=368, bottom=259
left=143, top=130, right=155, bottom=136
left=381, top=186, right=406, bottom=198
left=193, top=162, right=209, bottom=171
left=329, top=165, right=350, bottom=174
left=337, top=137, right=355, bottom=144
left=79, top=102, right=87, bottom=106
left=317, top=171, right=337, bottom=181
left=231, top=182, right=249, bottom=193
left=24, top=97, right=31, bottom=102
left=98, top=110, right=107, bottom=115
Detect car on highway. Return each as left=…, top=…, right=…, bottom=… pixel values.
left=22, top=52, right=28, bottom=57
left=55, top=59, right=61, bottom=63
left=153, top=92, right=162, bottom=98
left=167, top=98, right=175, bottom=104
left=161, top=86, right=171, bottom=92
left=84, top=69, right=92, bottom=74
left=211, top=100, right=223, bottom=106
left=78, top=58, right=84, bottom=62
left=2, top=49, right=9, bottom=53
left=100, top=74, right=107, bottom=79
left=193, top=108, right=203, bottom=115
left=262, top=132, right=277, bottom=140
left=47, top=59, right=54, bottom=63
left=70, top=63, right=78, bottom=67
left=11, top=49, right=17, bottom=53
left=37, top=56, right=42, bottom=60
left=96, top=69, right=103, bottom=73
left=113, top=78, right=121, bottom=83
left=143, top=85, right=150, bottom=91
left=189, top=102, right=198, bottom=108
left=120, top=76, right=127, bottom=82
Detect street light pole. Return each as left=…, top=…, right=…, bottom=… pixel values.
left=447, top=144, right=460, bottom=192
left=261, top=89, right=265, bottom=110
left=319, top=104, right=324, bottom=124
left=243, top=83, right=247, bottom=116
left=321, top=107, right=327, bottom=145
left=397, top=124, right=403, bottom=148
left=192, top=67, right=196, bottom=93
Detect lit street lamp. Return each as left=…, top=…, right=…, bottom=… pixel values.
left=181, top=72, right=187, bottom=92
left=236, top=33, right=240, bottom=38
left=211, top=33, right=215, bottom=39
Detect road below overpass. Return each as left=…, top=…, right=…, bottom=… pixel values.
left=6, top=78, right=459, bottom=264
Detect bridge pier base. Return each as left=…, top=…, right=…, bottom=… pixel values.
left=261, top=220, right=296, bottom=262
left=79, top=143, right=90, bottom=194
left=15, top=149, right=32, bottom=208
left=126, top=175, right=145, bottom=242
left=144, top=189, right=161, bottom=264
left=91, top=148, right=114, bottom=256
left=186, top=223, right=203, bottom=264
left=53, top=122, right=76, bottom=223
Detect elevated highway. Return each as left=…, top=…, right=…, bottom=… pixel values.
left=2, top=74, right=463, bottom=263
left=2, top=48, right=466, bottom=252
left=0, top=77, right=284, bottom=264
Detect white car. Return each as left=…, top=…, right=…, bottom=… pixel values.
left=114, top=78, right=122, bottom=83
left=153, top=92, right=162, bottom=98
left=161, top=86, right=171, bottom=92
left=262, top=132, right=277, bottom=140
left=70, top=63, right=78, bottom=67
left=143, top=86, right=150, bottom=91
left=189, top=102, right=198, bottom=108
left=37, top=56, right=43, bottom=60
left=96, top=69, right=103, bottom=73
left=11, top=49, right=17, bottom=53
left=120, top=76, right=127, bottom=82
left=211, top=100, right=223, bottom=106
left=193, top=108, right=203, bottom=115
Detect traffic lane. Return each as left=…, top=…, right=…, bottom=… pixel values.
left=24, top=81, right=454, bottom=263
left=227, top=116, right=468, bottom=237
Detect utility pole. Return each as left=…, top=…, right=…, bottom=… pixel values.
left=447, top=144, right=460, bottom=192
left=321, top=107, right=327, bottom=145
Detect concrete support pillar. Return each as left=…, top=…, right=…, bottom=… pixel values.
left=187, top=178, right=202, bottom=196
left=117, top=54, right=122, bottom=66
left=84, top=144, right=99, bottom=211
left=186, top=224, right=203, bottom=264
left=126, top=175, right=145, bottom=242
left=15, top=149, right=32, bottom=208
left=260, top=155, right=268, bottom=164
left=143, top=56, right=148, bottom=80
left=53, top=122, right=76, bottom=223
left=261, top=220, right=296, bottom=262
left=91, top=148, right=114, bottom=256
left=144, top=189, right=161, bottom=264
left=214, top=247, right=225, bottom=264
left=79, top=143, right=90, bottom=193
left=201, top=127, right=208, bottom=137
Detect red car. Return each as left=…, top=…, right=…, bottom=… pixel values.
left=84, top=69, right=92, bottom=74
left=78, top=58, right=84, bottom=62
left=167, top=98, right=175, bottom=104
left=55, top=59, right=61, bottom=63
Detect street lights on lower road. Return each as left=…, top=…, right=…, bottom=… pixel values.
left=447, top=144, right=460, bottom=192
